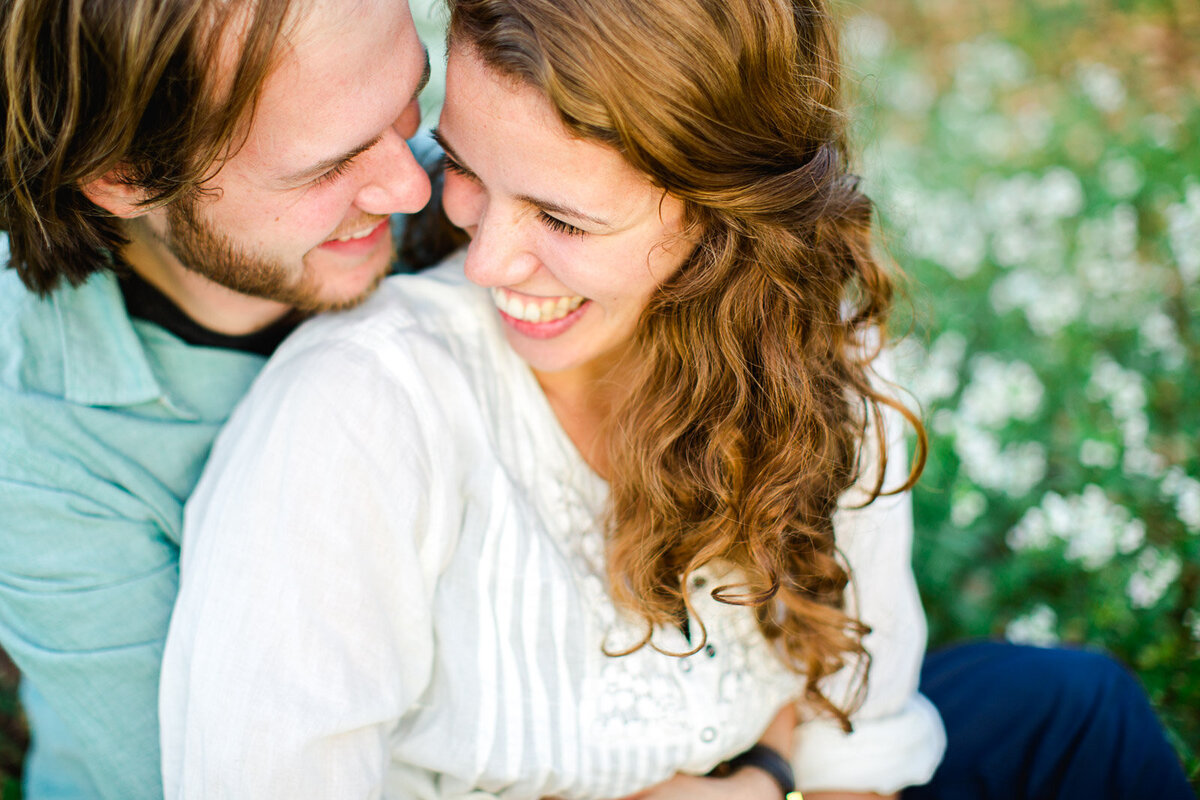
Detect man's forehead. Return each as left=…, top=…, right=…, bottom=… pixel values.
left=233, top=0, right=421, bottom=176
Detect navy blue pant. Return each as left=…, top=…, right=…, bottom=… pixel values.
left=904, top=642, right=1195, bottom=800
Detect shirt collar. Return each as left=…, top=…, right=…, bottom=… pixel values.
left=54, top=271, right=167, bottom=407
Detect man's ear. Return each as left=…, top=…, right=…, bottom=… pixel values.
left=79, top=169, right=153, bottom=219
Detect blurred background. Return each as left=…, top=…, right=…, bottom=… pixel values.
left=843, top=0, right=1199, bottom=782
left=1, top=0, right=1197, bottom=794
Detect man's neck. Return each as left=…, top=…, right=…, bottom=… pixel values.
left=120, top=223, right=293, bottom=337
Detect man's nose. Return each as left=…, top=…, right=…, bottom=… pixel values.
left=354, top=128, right=433, bottom=216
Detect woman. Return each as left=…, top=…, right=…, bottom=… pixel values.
left=160, top=0, right=945, bottom=796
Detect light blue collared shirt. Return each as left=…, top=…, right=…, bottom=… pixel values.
left=0, top=245, right=266, bottom=798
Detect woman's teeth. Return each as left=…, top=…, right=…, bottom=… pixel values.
left=491, top=288, right=584, bottom=323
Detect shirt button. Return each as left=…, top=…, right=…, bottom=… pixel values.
left=704, top=644, right=717, bottom=658
left=700, top=726, right=717, bottom=743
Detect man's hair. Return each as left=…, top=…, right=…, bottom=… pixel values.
left=1, top=0, right=294, bottom=294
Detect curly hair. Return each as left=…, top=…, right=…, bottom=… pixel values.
left=1, top=0, right=293, bottom=294
left=448, top=0, right=926, bottom=730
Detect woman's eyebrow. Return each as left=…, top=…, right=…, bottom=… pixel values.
left=432, top=127, right=612, bottom=227
left=431, top=128, right=477, bottom=179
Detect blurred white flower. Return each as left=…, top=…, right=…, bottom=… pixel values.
left=1138, top=311, right=1186, bottom=370
left=1165, top=179, right=1200, bottom=284
left=1079, top=439, right=1118, bottom=469
left=1075, top=62, right=1126, bottom=113
left=906, top=188, right=986, bottom=278
left=953, top=423, right=1046, bottom=496
left=898, top=331, right=968, bottom=405
left=1123, top=444, right=1166, bottom=479
left=1014, top=105, right=1052, bottom=153
left=979, top=172, right=1036, bottom=229
left=1099, top=155, right=1144, bottom=200
left=1040, top=167, right=1086, bottom=219
left=1161, top=468, right=1200, bottom=533
left=1078, top=370, right=1165, bottom=475
left=1006, top=604, right=1059, bottom=647
left=1007, top=485, right=1145, bottom=569
left=951, top=489, right=987, bottom=527
left=960, top=355, right=1044, bottom=428
left=990, top=270, right=1084, bottom=335
left=955, top=36, right=1030, bottom=102
left=978, top=170, right=1076, bottom=271
left=1178, top=490, right=1200, bottom=534
left=1087, top=355, right=1146, bottom=423
left=884, top=66, right=937, bottom=115
left=843, top=14, right=892, bottom=65
left=1127, top=549, right=1182, bottom=609
left=1142, top=113, right=1178, bottom=149
left=1186, top=609, right=1200, bottom=642
left=1075, top=205, right=1148, bottom=326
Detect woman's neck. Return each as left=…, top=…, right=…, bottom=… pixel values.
left=533, top=359, right=623, bottom=478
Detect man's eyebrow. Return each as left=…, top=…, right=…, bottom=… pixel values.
left=282, top=48, right=432, bottom=186
left=432, top=127, right=611, bottom=228
left=280, top=135, right=383, bottom=186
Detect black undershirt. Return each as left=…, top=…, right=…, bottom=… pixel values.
left=118, top=271, right=304, bottom=357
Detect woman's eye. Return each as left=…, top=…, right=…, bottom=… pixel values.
left=538, top=211, right=586, bottom=237
left=442, top=154, right=474, bottom=179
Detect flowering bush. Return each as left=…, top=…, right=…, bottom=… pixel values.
left=849, top=0, right=1199, bottom=779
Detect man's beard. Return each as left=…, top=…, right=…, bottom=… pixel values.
left=163, top=195, right=387, bottom=314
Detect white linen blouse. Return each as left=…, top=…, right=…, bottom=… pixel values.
left=160, top=256, right=945, bottom=799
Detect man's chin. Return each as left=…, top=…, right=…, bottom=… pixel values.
left=291, top=265, right=388, bottom=314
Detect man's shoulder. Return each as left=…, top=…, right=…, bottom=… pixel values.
left=0, top=256, right=136, bottom=400
left=0, top=259, right=68, bottom=387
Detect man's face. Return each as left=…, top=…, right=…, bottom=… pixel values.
left=142, top=0, right=432, bottom=313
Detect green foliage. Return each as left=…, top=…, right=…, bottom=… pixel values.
left=0, top=654, right=21, bottom=792
left=848, top=0, right=1200, bottom=783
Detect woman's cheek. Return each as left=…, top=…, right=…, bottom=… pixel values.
left=441, top=172, right=481, bottom=233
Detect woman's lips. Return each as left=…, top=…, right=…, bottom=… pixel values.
left=491, top=287, right=590, bottom=339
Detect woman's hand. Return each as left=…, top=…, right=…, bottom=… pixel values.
left=617, top=767, right=784, bottom=800
left=618, top=779, right=897, bottom=800
left=615, top=703, right=801, bottom=800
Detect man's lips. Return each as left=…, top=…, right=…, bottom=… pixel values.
left=318, top=218, right=390, bottom=255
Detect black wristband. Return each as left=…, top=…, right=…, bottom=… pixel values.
left=726, top=743, right=799, bottom=799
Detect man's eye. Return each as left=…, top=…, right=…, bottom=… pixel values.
left=312, top=158, right=355, bottom=187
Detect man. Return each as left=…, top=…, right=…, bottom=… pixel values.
left=0, top=0, right=433, bottom=795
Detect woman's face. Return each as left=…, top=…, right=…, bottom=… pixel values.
left=438, top=46, right=695, bottom=383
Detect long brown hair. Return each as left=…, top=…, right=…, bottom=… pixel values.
left=449, top=0, right=926, bottom=729
left=1, top=0, right=293, bottom=294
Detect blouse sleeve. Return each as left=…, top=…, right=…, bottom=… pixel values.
left=160, top=325, right=471, bottom=799
left=790, top=353, right=947, bottom=795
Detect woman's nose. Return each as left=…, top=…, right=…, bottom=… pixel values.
left=460, top=201, right=541, bottom=289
